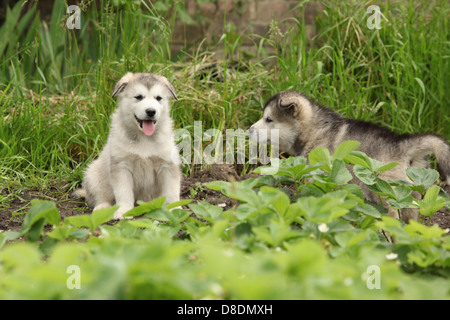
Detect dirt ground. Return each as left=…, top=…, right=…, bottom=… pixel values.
left=1, top=164, right=449, bottom=232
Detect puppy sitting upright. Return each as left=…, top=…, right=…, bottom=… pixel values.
left=251, top=91, right=450, bottom=222
left=78, top=72, right=181, bottom=219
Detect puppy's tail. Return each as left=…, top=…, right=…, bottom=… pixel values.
left=70, top=188, right=86, bottom=199
left=408, top=134, right=450, bottom=185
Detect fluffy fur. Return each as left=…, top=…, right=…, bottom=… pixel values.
left=75, top=72, right=181, bottom=219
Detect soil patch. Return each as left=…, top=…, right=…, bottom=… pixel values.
left=0, top=182, right=90, bottom=232
left=1, top=165, right=449, bottom=232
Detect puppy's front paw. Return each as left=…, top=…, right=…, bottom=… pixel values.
left=113, top=206, right=133, bottom=220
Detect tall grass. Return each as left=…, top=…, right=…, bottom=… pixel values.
left=0, top=0, right=449, bottom=194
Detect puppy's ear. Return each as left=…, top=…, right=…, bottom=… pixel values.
left=279, top=97, right=298, bottom=111
left=278, top=95, right=299, bottom=116
left=278, top=93, right=312, bottom=121
left=154, top=74, right=178, bottom=101
left=164, top=82, right=178, bottom=101
left=112, top=72, right=134, bottom=98
left=112, top=82, right=127, bottom=98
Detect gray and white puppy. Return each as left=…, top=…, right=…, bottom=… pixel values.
left=251, top=91, right=450, bottom=222
left=77, top=72, right=181, bottom=219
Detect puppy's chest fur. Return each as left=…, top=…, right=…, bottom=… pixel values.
left=111, top=153, right=168, bottom=201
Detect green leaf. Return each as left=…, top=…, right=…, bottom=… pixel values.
left=39, top=238, right=58, bottom=256
left=334, top=230, right=370, bottom=248
left=204, top=180, right=259, bottom=205
left=168, top=209, right=192, bottom=226
left=99, top=225, right=122, bottom=238
left=385, top=185, right=414, bottom=209
left=275, top=163, right=307, bottom=179
left=22, top=200, right=60, bottom=230
left=366, top=179, right=395, bottom=198
left=295, top=195, right=355, bottom=223
left=66, top=205, right=117, bottom=232
left=417, top=186, right=446, bottom=217
left=3, top=231, right=21, bottom=241
left=338, top=184, right=365, bottom=206
left=125, top=197, right=166, bottom=217
left=393, top=184, right=412, bottom=200
left=27, top=218, right=46, bottom=242
left=369, top=158, right=394, bottom=172
left=354, top=203, right=382, bottom=218
left=252, top=218, right=297, bottom=247
left=309, top=147, right=331, bottom=172
left=332, top=140, right=361, bottom=161
left=344, top=151, right=372, bottom=168
left=20, top=200, right=60, bottom=241
left=166, top=199, right=192, bottom=209
left=407, top=250, right=439, bottom=268
left=283, top=202, right=304, bottom=225
left=258, top=186, right=291, bottom=216
left=404, top=220, right=445, bottom=239
left=353, top=165, right=377, bottom=185
left=386, top=196, right=415, bottom=210
left=47, top=225, right=72, bottom=241
left=212, top=219, right=230, bottom=238
left=145, top=208, right=171, bottom=222
left=70, top=228, right=91, bottom=239
left=375, top=216, right=410, bottom=241
left=375, top=162, right=399, bottom=172
left=189, top=202, right=223, bottom=223
left=127, top=218, right=158, bottom=229
left=203, top=180, right=231, bottom=191
left=254, top=156, right=323, bottom=182
left=65, top=215, right=92, bottom=230
left=92, top=206, right=117, bottom=227
left=406, top=167, right=440, bottom=189
left=329, top=159, right=353, bottom=185
left=145, top=208, right=191, bottom=225
left=234, top=204, right=256, bottom=220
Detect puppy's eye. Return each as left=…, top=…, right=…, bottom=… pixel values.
left=266, top=117, right=273, bottom=123
left=134, top=95, right=144, bottom=101
left=155, top=96, right=162, bottom=102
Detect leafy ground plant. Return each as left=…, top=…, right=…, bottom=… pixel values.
left=1, top=142, right=449, bottom=299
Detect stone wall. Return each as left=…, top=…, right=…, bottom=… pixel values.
left=0, top=0, right=322, bottom=57
left=171, top=0, right=323, bottom=55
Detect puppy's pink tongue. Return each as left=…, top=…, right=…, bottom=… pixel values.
left=142, top=120, right=155, bottom=136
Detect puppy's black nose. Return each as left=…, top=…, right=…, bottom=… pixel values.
left=146, top=109, right=156, bottom=118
